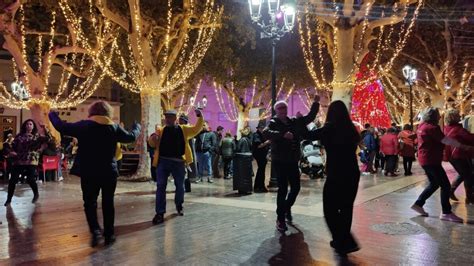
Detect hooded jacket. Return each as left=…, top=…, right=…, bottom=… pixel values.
left=49, top=112, right=140, bottom=178
left=148, top=115, right=204, bottom=167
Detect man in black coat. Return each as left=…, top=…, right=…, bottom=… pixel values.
left=264, top=96, right=319, bottom=232
left=252, top=123, right=270, bottom=193
left=49, top=101, right=140, bottom=247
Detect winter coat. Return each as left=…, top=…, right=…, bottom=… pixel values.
left=195, top=130, right=217, bottom=153
left=220, top=137, right=235, bottom=158
left=49, top=112, right=140, bottom=178
left=12, top=132, right=54, bottom=166
left=417, top=122, right=445, bottom=166
left=443, top=124, right=474, bottom=161
left=398, top=130, right=417, bottom=158
left=237, top=136, right=252, bottom=153
left=380, top=133, right=399, bottom=156
left=264, top=102, right=319, bottom=162
left=148, top=115, right=204, bottom=167
left=252, top=130, right=269, bottom=159
left=363, top=133, right=376, bottom=152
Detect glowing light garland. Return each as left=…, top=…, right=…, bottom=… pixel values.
left=0, top=1, right=113, bottom=109
left=297, top=0, right=423, bottom=93
left=95, top=0, right=223, bottom=96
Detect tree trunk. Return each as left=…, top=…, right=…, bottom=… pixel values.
left=236, top=108, right=249, bottom=139
left=430, top=93, right=445, bottom=109
left=29, top=103, right=61, bottom=144
left=122, top=91, right=161, bottom=181
left=331, top=28, right=356, bottom=109
left=401, top=107, right=411, bottom=125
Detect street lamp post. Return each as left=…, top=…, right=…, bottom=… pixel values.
left=249, top=0, right=295, bottom=188
left=11, top=81, right=30, bottom=126
left=248, top=0, right=296, bottom=116
left=402, top=65, right=417, bottom=128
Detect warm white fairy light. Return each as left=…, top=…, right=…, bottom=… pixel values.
left=299, top=0, right=423, bottom=92
left=0, top=1, right=114, bottom=110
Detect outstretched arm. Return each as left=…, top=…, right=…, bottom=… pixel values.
left=298, top=95, right=320, bottom=125
left=48, top=111, right=82, bottom=137
left=116, top=122, right=141, bottom=143
left=183, top=110, right=205, bottom=139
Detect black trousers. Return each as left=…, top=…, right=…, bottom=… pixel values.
left=415, top=164, right=451, bottom=214
left=6, top=165, right=39, bottom=201
left=450, top=159, right=474, bottom=196
left=402, top=156, right=414, bottom=174
left=384, top=155, right=398, bottom=173
left=374, top=153, right=385, bottom=170
left=212, top=153, right=221, bottom=178
left=323, top=174, right=359, bottom=249
left=273, top=160, right=300, bottom=221
left=254, top=156, right=267, bottom=190
left=80, top=176, right=117, bottom=237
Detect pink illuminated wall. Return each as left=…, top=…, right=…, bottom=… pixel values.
left=178, top=82, right=321, bottom=136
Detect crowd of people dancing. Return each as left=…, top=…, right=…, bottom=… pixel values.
left=2, top=97, right=474, bottom=256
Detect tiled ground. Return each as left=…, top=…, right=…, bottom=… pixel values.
left=1, top=162, right=473, bottom=265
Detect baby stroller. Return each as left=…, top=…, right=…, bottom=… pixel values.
left=299, top=140, right=326, bottom=179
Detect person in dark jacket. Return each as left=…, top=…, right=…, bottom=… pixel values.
left=212, top=126, right=224, bottom=178
left=362, top=127, right=376, bottom=173
left=49, top=101, right=140, bottom=247
left=195, top=121, right=217, bottom=183
left=253, top=123, right=270, bottom=192
left=264, top=96, right=319, bottom=232
left=179, top=114, right=197, bottom=192
left=4, top=120, right=53, bottom=206
left=306, top=100, right=361, bottom=256
left=220, top=131, right=235, bottom=179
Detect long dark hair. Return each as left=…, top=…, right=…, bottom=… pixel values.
left=325, top=101, right=360, bottom=143
left=20, top=119, right=38, bottom=135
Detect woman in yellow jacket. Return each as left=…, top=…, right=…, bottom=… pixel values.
left=148, top=109, right=204, bottom=225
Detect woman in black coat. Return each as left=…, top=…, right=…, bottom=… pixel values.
left=306, top=100, right=361, bottom=256
left=49, top=101, right=140, bottom=247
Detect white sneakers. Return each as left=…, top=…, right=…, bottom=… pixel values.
left=439, top=213, right=463, bottom=223
left=411, top=204, right=429, bottom=217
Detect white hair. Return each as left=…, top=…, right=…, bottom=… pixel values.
left=273, top=100, right=288, bottom=110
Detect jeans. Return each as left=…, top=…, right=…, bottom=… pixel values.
left=81, top=176, right=117, bottom=237
left=6, top=165, right=39, bottom=201
left=196, top=151, right=212, bottom=178
left=415, top=164, right=452, bottom=214
left=222, top=157, right=233, bottom=178
left=403, top=156, right=414, bottom=174
left=273, top=160, right=300, bottom=221
left=155, top=158, right=186, bottom=214
left=254, top=156, right=267, bottom=190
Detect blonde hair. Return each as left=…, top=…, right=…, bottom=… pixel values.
left=444, top=109, right=461, bottom=125
left=240, top=127, right=251, bottom=136
left=88, top=101, right=113, bottom=118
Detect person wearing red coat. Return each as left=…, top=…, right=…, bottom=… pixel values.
left=444, top=109, right=474, bottom=204
left=380, top=127, right=399, bottom=176
left=398, top=125, right=417, bottom=176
